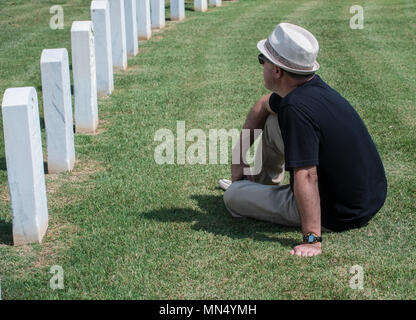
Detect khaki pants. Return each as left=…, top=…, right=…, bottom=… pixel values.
left=224, top=114, right=329, bottom=231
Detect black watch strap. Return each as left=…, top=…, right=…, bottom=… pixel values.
left=303, top=233, right=322, bottom=244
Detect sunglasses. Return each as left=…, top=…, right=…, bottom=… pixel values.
left=258, top=54, right=269, bottom=65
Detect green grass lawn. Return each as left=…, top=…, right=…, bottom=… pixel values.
left=0, top=0, right=415, bottom=299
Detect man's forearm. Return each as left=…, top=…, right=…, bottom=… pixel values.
left=293, top=167, right=321, bottom=236
left=232, top=95, right=271, bottom=162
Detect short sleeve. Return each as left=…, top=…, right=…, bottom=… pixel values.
left=269, top=93, right=282, bottom=113
left=278, top=104, right=320, bottom=170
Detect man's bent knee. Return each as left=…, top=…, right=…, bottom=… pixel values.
left=223, top=181, right=245, bottom=218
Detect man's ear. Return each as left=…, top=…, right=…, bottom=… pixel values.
left=273, top=65, right=284, bottom=79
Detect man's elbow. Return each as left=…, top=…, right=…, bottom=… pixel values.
left=294, top=166, right=318, bottom=184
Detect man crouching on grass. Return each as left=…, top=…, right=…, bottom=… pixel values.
left=219, top=23, right=387, bottom=257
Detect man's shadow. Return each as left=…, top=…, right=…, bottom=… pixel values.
left=141, top=194, right=298, bottom=247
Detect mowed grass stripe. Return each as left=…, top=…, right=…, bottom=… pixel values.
left=63, top=0, right=365, bottom=300
left=61, top=0, right=296, bottom=300
left=60, top=0, right=337, bottom=300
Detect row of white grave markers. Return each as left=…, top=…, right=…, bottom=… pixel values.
left=138, top=0, right=152, bottom=39
left=195, top=0, right=222, bottom=12
left=40, top=49, right=76, bottom=173
left=171, top=0, right=185, bottom=21
left=1, top=0, right=225, bottom=246
left=151, top=0, right=165, bottom=29
left=125, top=0, right=139, bottom=56
left=195, top=0, right=208, bottom=12
left=92, top=0, right=114, bottom=96
left=210, top=0, right=222, bottom=8
left=71, top=21, right=99, bottom=134
left=2, top=87, right=49, bottom=246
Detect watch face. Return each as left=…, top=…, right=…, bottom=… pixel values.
left=308, top=235, right=315, bottom=243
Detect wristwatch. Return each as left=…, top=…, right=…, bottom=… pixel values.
left=303, top=232, right=322, bottom=244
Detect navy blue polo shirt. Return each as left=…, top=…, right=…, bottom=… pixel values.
left=269, top=75, right=387, bottom=231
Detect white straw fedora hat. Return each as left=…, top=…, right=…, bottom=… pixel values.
left=257, top=22, right=320, bottom=75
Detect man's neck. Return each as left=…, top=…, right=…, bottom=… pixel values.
left=279, top=74, right=315, bottom=97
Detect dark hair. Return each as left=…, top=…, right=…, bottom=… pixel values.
left=283, top=70, right=315, bottom=79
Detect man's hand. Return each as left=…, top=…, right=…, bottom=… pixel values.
left=231, top=163, right=254, bottom=182
left=230, top=94, right=272, bottom=183
left=290, top=242, right=322, bottom=257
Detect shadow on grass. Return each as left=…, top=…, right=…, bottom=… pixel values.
left=185, top=4, right=195, bottom=12
left=141, top=194, right=298, bottom=248
left=0, top=157, right=47, bottom=173
left=0, top=218, right=13, bottom=245
left=0, top=157, right=6, bottom=171
left=166, top=1, right=194, bottom=11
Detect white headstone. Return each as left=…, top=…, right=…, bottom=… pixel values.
left=109, top=0, right=128, bottom=70
left=150, top=0, right=165, bottom=29
left=209, top=0, right=221, bottom=7
left=136, top=0, right=151, bottom=40
left=194, top=0, right=207, bottom=12
left=124, top=0, right=139, bottom=56
left=1, top=87, right=48, bottom=246
left=71, top=21, right=99, bottom=134
left=40, top=48, right=76, bottom=174
left=170, top=0, right=185, bottom=21
left=91, top=0, right=114, bottom=95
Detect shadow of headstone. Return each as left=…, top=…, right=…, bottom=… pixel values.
left=0, top=218, right=13, bottom=246
left=0, top=157, right=6, bottom=171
